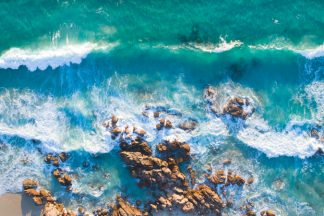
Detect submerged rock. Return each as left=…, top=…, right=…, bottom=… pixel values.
left=179, top=119, right=198, bottom=131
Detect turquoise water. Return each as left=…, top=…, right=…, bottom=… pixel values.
left=0, top=1, right=323, bottom=215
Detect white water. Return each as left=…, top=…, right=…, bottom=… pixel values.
left=0, top=42, right=117, bottom=71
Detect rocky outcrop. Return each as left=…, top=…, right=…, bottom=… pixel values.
left=156, top=139, right=190, bottom=163
left=179, top=119, right=198, bottom=131
left=156, top=118, right=173, bottom=130
left=112, top=196, right=143, bottom=216
left=223, top=97, right=251, bottom=119
left=151, top=185, right=223, bottom=215
left=203, top=86, right=254, bottom=119
left=120, top=151, right=188, bottom=190
left=120, top=137, right=152, bottom=156
left=208, top=170, right=245, bottom=186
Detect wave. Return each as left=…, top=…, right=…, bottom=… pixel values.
left=249, top=43, right=324, bottom=59
left=152, top=37, right=243, bottom=53
left=0, top=42, right=117, bottom=71
left=208, top=82, right=323, bottom=159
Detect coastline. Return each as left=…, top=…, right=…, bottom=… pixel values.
left=0, top=193, right=41, bottom=216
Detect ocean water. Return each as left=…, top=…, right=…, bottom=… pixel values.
left=0, top=1, right=323, bottom=215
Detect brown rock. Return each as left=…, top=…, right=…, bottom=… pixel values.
left=22, top=179, right=38, bottom=190
left=24, top=189, right=40, bottom=197
left=156, top=123, right=162, bottom=130
left=111, top=115, right=118, bottom=126
left=59, top=152, right=68, bottom=162
left=39, top=189, right=51, bottom=198
left=41, top=203, right=65, bottom=216
left=223, top=159, right=232, bottom=165
left=52, top=169, right=61, bottom=178
left=112, top=127, right=123, bottom=135
left=78, top=207, right=85, bottom=214
left=165, top=120, right=172, bottom=128
left=134, top=127, right=146, bottom=136
left=33, top=197, right=43, bottom=205
left=153, top=112, right=160, bottom=118
left=261, top=210, right=276, bottom=216
left=64, top=174, right=73, bottom=185
left=112, top=196, right=142, bottom=216
left=120, top=138, right=152, bottom=156
left=208, top=170, right=226, bottom=185
left=247, top=176, right=254, bottom=185
left=44, top=154, right=53, bottom=164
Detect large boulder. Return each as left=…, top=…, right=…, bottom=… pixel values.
left=120, top=137, right=152, bottom=156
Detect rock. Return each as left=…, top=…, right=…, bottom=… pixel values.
left=44, top=154, right=53, bottom=164
left=223, top=159, right=231, bottom=165
left=226, top=171, right=245, bottom=186
left=156, top=123, right=162, bottom=130
left=112, top=127, right=123, bottom=135
left=247, top=176, right=254, bottom=185
left=59, top=152, right=68, bottom=162
left=158, top=185, right=223, bottom=215
left=124, top=125, right=133, bottom=134
left=208, top=170, right=226, bottom=185
left=52, top=169, right=62, bottom=178
left=134, top=127, right=146, bottom=136
left=78, top=207, right=85, bottom=215
left=24, top=189, right=40, bottom=197
left=209, top=170, right=245, bottom=186
left=310, top=129, right=319, bottom=139
left=153, top=112, right=160, bottom=118
left=179, top=119, right=198, bottom=131
left=41, top=203, right=65, bottom=216
left=39, top=189, right=51, bottom=198
left=120, top=137, right=152, bottom=156
left=33, top=196, right=43, bottom=205
left=246, top=210, right=257, bottom=216
left=261, top=210, right=276, bottom=216
left=22, top=179, right=38, bottom=190
left=112, top=196, right=142, bottom=216
left=63, top=174, right=73, bottom=185
left=156, top=139, right=190, bottom=163
left=51, top=157, right=60, bottom=167
left=120, top=151, right=187, bottom=190
left=111, top=115, right=118, bottom=126
left=204, top=86, right=254, bottom=119
left=165, top=119, right=172, bottom=128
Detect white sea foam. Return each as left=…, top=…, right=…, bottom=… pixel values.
left=210, top=82, right=323, bottom=158
left=152, top=37, right=242, bottom=53
left=187, top=37, right=243, bottom=53
left=248, top=43, right=324, bottom=59
left=237, top=115, right=323, bottom=158
left=0, top=42, right=117, bottom=71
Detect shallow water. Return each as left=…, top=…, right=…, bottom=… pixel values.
left=0, top=1, right=323, bottom=215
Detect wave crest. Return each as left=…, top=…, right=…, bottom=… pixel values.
left=0, top=42, right=116, bottom=71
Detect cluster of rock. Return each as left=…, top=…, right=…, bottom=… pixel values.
left=156, top=139, right=190, bottom=164
left=44, top=152, right=73, bottom=192
left=22, top=179, right=76, bottom=216
left=208, top=170, right=246, bottom=186
left=203, top=86, right=254, bottom=119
